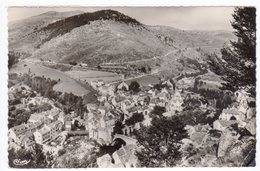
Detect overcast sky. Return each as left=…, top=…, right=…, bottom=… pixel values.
left=8, top=7, right=235, bottom=31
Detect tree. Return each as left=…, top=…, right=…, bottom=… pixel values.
left=112, top=121, right=124, bottom=135
left=150, top=106, right=166, bottom=118
left=135, top=116, right=188, bottom=167
left=125, top=112, right=144, bottom=126
left=129, top=81, right=140, bottom=93
left=208, top=7, right=256, bottom=95
left=140, top=67, right=147, bottom=73
left=8, top=51, right=19, bottom=69
left=69, top=61, right=77, bottom=66
left=31, top=144, right=48, bottom=168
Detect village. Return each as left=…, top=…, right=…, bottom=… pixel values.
left=7, top=69, right=256, bottom=167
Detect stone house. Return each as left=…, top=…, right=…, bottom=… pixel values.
left=8, top=124, right=28, bottom=145
left=98, top=85, right=115, bottom=96
left=65, top=121, right=72, bottom=131
left=33, top=120, right=63, bottom=144
left=33, top=126, right=51, bottom=144
left=166, top=91, right=183, bottom=112
left=46, top=120, right=63, bottom=139
left=219, top=107, right=246, bottom=123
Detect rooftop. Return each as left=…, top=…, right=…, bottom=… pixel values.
left=46, top=120, right=62, bottom=129
left=27, top=121, right=42, bottom=130
left=10, top=124, right=27, bottom=134
left=37, top=126, right=50, bottom=135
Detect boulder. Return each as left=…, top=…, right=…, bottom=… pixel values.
left=217, top=128, right=239, bottom=157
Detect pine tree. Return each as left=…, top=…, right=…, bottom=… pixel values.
left=208, top=7, right=256, bottom=95
left=135, top=116, right=188, bottom=167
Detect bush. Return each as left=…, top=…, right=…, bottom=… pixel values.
left=9, top=99, right=21, bottom=105
left=129, top=81, right=140, bottom=93
left=69, top=62, right=77, bottom=66
left=125, top=112, right=144, bottom=126
left=58, top=149, right=66, bottom=156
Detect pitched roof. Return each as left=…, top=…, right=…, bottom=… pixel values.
left=115, top=96, right=127, bottom=103
left=37, top=126, right=50, bottom=135
left=117, top=82, right=129, bottom=89
left=48, top=109, right=60, bottom=117
left=127, top=106, right=138, bottom=113
left=28, top=113, right=47, bottom=122
left=27, top=121, right=42, bottom=130
left=46, top=120, right=62, bottom=129
left=10, top=124, right=27, bottom=135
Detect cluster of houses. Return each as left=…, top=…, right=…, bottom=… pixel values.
left=180, top=88, right=256, bottom=154
left=85, top=78, right=189, bottom=167
left=8, top=73, right=256, bottom=167
left=85, top=103, right=120, bottom=144
left=178, top=88, right=256, bottom=166
left=8, top=106, right=65, bottom=150
left=213, top=89, right=256, bottom=135
left=88, top=78, right=185, bottom=143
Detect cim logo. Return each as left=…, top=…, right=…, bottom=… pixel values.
left=13, top=159, right=31, bottom=166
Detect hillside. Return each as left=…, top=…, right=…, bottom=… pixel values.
left=9, top=9, right=235, bottom=71
left=149, top=26, right=236, bottom=54
left=30, top=20, right=171, bottom=65
left=8, top=10, right=84, bottom=55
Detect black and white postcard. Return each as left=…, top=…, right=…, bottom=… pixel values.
left=0, top=0, right=258, bottom=170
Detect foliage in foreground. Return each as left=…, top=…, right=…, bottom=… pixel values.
left=135, top=116, right=188, bottom=167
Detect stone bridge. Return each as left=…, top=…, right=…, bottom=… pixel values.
left=113, top=134, right=137, bottom=145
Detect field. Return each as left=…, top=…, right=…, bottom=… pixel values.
left=65, top=70, right=123, bottom=83
left=126, top=75, right=161, bottom=87
left=9, top=61, right=90, bottom=96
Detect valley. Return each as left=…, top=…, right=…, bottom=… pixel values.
left=7, top=8, right=255, bottom=168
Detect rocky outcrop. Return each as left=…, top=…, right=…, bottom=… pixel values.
left=227, top=136, right=255, bottom=166
left=217, top=128, right=239, bottom=157
left=245, top=117, right=256, bottom=135
left=217, top=128, right=256, bottom=166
